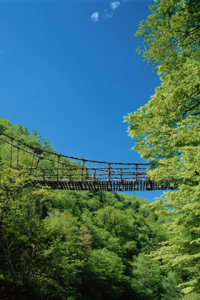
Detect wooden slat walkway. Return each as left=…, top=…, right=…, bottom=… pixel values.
left=28, top=180, right=177, bottom=191
left=0, top=132, right=177, bottom=192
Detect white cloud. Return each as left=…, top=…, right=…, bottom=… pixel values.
left=91, top=1, right=121, bottom=22
left=103, top=10, right=113, bottom=19
left=91, top=12, right=99, bottom=22
left=110, top=1, right=120, bottom=10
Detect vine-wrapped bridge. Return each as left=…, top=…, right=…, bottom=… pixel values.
left=0, top=132, right=177, bottom=192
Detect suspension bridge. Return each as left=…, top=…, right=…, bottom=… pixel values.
left=0, top=132, right=177, bottom=192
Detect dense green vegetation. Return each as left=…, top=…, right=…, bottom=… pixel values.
left=1, top=0, right=200, bottom=298
left=125, top=0, right=200, bottom=298
left=0, top=118, right=187, bottom=299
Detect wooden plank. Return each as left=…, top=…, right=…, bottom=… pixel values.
left=24, top=178, right=178, bottom=192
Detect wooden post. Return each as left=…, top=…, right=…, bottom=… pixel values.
left=60, top=163, right=64, bottom=180
left=93, top=168, right=96, bottom=181
left=120, top=168, right=122, bottom=182
left=30, top=148, right=36, bottom=176
left=81, top=160, right=85, bottom=181
left=34, top=156, right=40, bottom=180
left=16, top=147, right=19, bottom=169
left=85, top=167, right=88, bottom=180
left=135, top=163, right=138, bottom=182
left=108, top=163, right=111, bottom=182
left=146, top=176, right=150, bottom=190
left=10, top=138, right=13, bottom=168
left=57, top=154, right=61, bottom=181
left=108, top=163, right=112, bottom=191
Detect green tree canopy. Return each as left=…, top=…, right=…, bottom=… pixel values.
left=135, top=0, right=200, bottom=71
left=125, top=0, right=200, bottom=296
left=0, top=120, right=185, bottom=299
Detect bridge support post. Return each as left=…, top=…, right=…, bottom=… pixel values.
left=93, top=168, right=96, bottom=181
left=119, top=169, right=124, bottom=191
left=57, top=154, right=61, bottom=181
left=16, top=146, right=19, bottom=169
left=81, top=160, right=85, bottom=181
left=108, top=163, right=112, bottom=191
left=34, top=156, right=40, bottom=180
left=10, top=138, right=13, bottom=168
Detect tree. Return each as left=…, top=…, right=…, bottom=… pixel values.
left=0, top=168, right=88, bottom=299
left=124, top=0, right=200, bottom=296
left=131, top=253, right=164, bottom=300
left=82, top=248, right=126, bottom=300
left=0, top=117, right=187, bottom=299
left=135, top=0, right=200, bottom=71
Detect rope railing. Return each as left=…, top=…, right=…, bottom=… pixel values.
left=0, top=132, right=177, bottom=191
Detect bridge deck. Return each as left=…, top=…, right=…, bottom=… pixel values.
left=29, top=179, right=177, bottom=192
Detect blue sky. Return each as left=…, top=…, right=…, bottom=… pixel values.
left=0, top=0, right=164, bottom=201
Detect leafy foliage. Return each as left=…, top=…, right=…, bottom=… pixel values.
left=0, top=118, right=183, bottom=299
left=125, top=0, right=200, bottom=297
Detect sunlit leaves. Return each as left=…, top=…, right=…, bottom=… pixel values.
left=125, top=0, right=200, bottom=296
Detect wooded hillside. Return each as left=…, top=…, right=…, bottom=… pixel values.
left=0, top=117, right=189, bottom=299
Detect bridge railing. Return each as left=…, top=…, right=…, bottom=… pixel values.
left=0, top=132, right=179, bottom=191
left=0, top=131, right=149, bottom=182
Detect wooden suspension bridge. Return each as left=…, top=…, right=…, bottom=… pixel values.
left=0, top=132, right=177, bottom=192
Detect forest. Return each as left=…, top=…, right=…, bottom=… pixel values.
left=1, top=0, right=200, bottom=299
left=0, top=117, right=191, bottom=300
